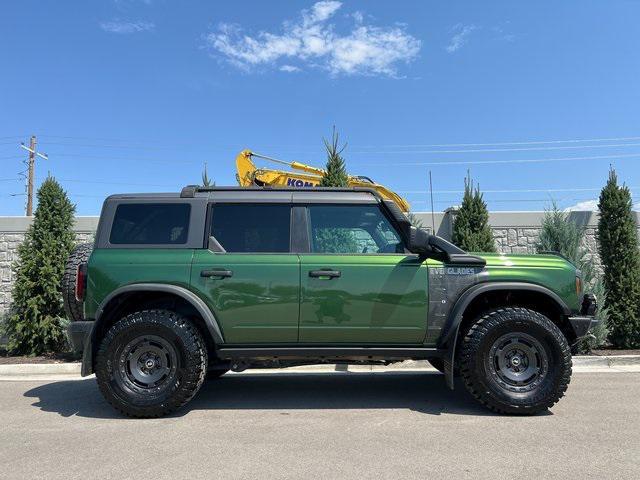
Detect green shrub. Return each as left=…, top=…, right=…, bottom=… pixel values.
left=597, top=169, right=640, bottom=348
left=452, top=172, right=496, bottom=252
left=5, top=177, right=76, bottom=355
left=536, top=202, right=608, bottom=350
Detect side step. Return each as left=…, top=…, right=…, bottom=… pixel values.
left=217, top=346, right=444, bottom=360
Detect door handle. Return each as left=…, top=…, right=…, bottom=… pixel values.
left=201, top=269, right=233, bottom=279
left=309, top=269, right=341, bottom=279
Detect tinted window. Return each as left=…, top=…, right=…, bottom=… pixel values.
left=211, top=204, right=291, bottom=253
left=110, top=203, right=190, bottom=244
left=308, top=205, right=404, bottom=254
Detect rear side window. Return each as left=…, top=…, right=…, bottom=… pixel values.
left=110, top=203, right=191, bottom=244
left=211, top=204, right=291, bottom=253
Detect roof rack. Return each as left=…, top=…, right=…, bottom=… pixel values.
left=180, top=185, right=199, bottom=198
left=179, top=184, right=384, bottom=199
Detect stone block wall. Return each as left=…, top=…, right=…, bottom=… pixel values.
left=0, top=217, right=98, bottom=318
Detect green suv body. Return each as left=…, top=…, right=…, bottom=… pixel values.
left=68, top=186, right=598, bottom=417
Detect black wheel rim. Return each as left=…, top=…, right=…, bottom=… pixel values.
left=487, top=332, right=549, bottom=393
left=118, top=335, right=178, bottom=392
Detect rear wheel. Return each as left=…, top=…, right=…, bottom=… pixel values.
left=95, top=309, right=207, bottom=418
left=459, top=307, right=571, bottom=415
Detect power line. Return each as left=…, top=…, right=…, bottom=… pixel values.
left=364, top=152, right=640, bottom=167
left=349, top=142, right=640, bottom=155
left=36, top=133, right=640, bottom=150
left=401, top=186, right=640, bottom=195
left=57, top=178, right=177, bottom=188
left=351, top=135, right=640, bottom=149
left=40, top=152, right=202, bottom=165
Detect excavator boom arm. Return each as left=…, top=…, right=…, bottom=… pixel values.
left=235, top=150, right=411, bottom=212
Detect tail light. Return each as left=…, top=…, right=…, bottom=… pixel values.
left=75, top=264, right=87, bottom=301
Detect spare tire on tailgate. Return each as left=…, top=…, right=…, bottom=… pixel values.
left=62, top=243, right=93, bottom=322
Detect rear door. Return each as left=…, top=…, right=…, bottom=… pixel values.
left=190, top=202, right=300, bottom=344
left=298, top=204, right=429, bottom=344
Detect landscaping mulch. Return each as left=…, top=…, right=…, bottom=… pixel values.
left=0, top=349, right=80, bottom=365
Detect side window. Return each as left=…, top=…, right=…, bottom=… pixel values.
left=308, top=205, right=405, bottom=254
left=210, top=204, right=291, bottom=253
left=110, top=203, right=190, bottom=244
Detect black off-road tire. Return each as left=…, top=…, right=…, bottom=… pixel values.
left=95, top=310, right=208, bottom=418
left=62, top=243, right=93, bottom=322
left=459, top=307, right=572, bottom=415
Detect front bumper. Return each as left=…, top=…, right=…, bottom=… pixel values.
left=568, top=293, right=600, bottom=339
left=67, top=321, right=93, bottom=354
left=568, top=315, right=600, bottom=339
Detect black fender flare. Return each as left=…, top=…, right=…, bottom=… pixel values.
left=81, top=283, right=224, bottom=376
left=438, top=282, right=571, bottom=389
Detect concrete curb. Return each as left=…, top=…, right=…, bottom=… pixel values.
left=1, top=355, right=639, bottom=379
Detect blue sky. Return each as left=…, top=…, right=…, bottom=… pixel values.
left=1, top=0, right=639, bottom=215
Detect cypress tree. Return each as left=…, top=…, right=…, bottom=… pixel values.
left=597, top=169, right=640, bottom=348
left=452, top=172, right=496, bottom=252
left=6, top=177, right=76, bottom=355
left=319, top=127, right=349, bottom=187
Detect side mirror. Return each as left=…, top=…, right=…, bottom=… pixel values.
left=406, top=226, right=431, bottom=255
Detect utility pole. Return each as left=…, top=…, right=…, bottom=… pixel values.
left=26, top=136, right=36, bottom=216
left=19, top=136, right=48, bottom=216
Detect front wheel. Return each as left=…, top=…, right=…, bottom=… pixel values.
left=95, top=310, right=208, bottom=418
left=459, top=307, right=571, bottom=415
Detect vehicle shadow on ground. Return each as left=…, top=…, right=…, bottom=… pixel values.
left=24, top=372, right=500, bottom=419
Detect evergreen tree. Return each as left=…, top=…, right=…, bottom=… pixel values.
left=536, top=201, right=609, bottom=350
left=6, top=177, right=76, bottom=355
left=597, top=169, right=640, bottom=348
left=319, top=127, right=349, bottom=187
left=316, top=128, right=357, bottom=252
left=452, top=172, right=496, bottom=252
left=536, top=201, right=582, bottom=260
left=202, top=163, right=214, bottom=187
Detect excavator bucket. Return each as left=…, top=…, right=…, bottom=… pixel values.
left=235, top=150, right=258, bottom=187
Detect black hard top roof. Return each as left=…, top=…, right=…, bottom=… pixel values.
left=104, top=186, right=382, bottom=204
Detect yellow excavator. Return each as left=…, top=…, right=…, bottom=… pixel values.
left=235, top=149, right=411, bottom=212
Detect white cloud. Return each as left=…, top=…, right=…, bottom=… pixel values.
left=565, top=199, right=640, bottom=211
left=564, top=200, right=599, bottom=212
left=205, top=1, right=421, bottom=76
left=100, top=20, right=155, bottom=34
left=446, top=23, right=477, bottom=53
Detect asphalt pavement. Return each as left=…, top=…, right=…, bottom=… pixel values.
left=1, top=371, right=639, bottom=480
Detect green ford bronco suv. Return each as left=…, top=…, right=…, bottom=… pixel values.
left=65, top=186, right=598, bottom=417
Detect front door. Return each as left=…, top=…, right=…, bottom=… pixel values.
left=299, top=204, right=429, bottom=344
left=190, top=203, right=299, bottom=344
